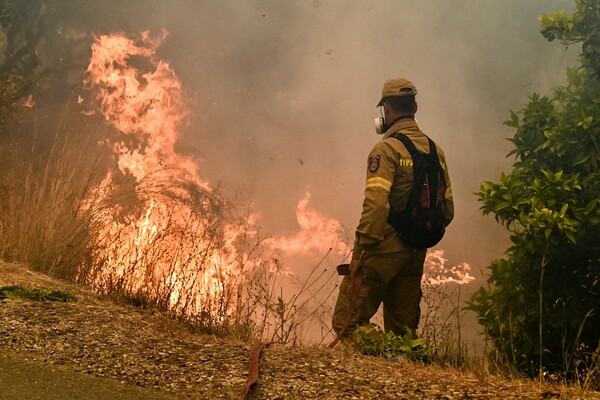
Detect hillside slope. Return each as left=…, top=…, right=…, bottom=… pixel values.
left=0, top=262, right=598, bottom=400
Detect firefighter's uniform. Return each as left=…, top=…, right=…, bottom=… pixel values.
left=332, top=78, right=454, bottom=337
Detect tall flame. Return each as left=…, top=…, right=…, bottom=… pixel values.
left=85, top=30, right=202, bottom=185
left=80, top=31, right=348, bottom=325
left=81, top=31, right=246, bottom=320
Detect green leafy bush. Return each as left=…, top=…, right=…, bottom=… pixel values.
left=351, top=324, right=433, bottom=362
left=467, top=0, right=600, bottom=385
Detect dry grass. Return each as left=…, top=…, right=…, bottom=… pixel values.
left=0, top=103, right=108, bottom=277
left=419, top=280, right=470, bottom=368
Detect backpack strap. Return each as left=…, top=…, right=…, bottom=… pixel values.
left=389, top=131, right=439, bottom=162
left=389, top=132, right=445, bottom=203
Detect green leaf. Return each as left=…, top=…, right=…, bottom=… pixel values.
left=560, top=203, right=569, bottom=216
left=584, top=199, right=597, bottom=214
left=564, top=230, right=576, bottom=243
left=493, top=202, right=511, bottom=212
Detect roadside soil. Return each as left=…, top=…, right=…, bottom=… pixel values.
left=1, top=261, right=598, bottom=400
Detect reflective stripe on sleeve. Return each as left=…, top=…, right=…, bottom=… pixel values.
left=366, top=176, right=392, bottom=192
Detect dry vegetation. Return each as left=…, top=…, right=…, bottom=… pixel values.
left=1, top=262, right=599, bottom=400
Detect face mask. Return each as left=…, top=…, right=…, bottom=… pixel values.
left=374, top=106, right=386, bottom=135
left=374, top=116, right=385, bottom=135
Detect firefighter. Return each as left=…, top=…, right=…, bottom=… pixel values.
left=332, top=77, right=454, bottom=337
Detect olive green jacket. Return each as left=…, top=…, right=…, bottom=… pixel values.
left=353, top=117, right=454, bottom=258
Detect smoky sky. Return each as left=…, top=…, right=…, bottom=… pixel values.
left=17, top=0, right=578, bottom=270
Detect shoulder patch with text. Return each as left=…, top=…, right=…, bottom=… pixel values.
left=368, top=155, right=381, bottom=172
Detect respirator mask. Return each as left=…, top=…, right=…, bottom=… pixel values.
left=374, top=106, right=386, bottom=135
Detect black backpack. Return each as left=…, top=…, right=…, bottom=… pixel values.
left=387, top=132, right=447, bottom=248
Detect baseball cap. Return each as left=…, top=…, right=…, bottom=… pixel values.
left=376, top=77, right=417, bottom=107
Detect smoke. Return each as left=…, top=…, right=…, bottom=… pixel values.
left=11, top=0, right=578, bottom=272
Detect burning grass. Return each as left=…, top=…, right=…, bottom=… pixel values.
left=0, top=104, right=343, bottom=343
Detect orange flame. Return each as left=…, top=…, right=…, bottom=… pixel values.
left=423, top=249, right=474, bottom=285
left=81, top=31, right=242, bottom=319
left=263, top=192, right=348, bottom=256
left=80, top=31, right=348, bottom=325
left=85, top=30, right=204, bottom=185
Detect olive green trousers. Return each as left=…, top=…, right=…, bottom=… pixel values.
left=332, top=248, right=426, bottom=336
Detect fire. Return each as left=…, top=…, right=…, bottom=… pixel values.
left=263, top=192, right=348, bottom=256
left=80, top=31, right=246, bottom=320
left=423, top=249, right=474, bottom=285
left=79, top=31, right=348, bottom=326
left=85, top=30, right=203, bottom=186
